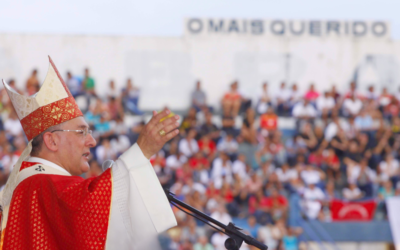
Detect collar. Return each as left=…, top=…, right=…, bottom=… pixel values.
left=27, top=157, right=71, bottom=176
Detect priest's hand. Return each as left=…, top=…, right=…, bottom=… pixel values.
left=137, top=109, right=180, bottom=159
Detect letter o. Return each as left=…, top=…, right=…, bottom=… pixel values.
left=188, top=19, right=203, bottom=34
left=372, top=22, right=387, bottom=37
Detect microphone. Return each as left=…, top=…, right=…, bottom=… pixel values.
left=102, top=160, right=115, bottom=172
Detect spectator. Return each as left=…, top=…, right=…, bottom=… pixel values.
left=210, top=232, right=229, bottom=250
left=342, top=182, right=363, bottom=201
left=180, top=107, right=198, bottom=131
left=179, top=129, right=199, bottom=158
left=221, top=81, right=248, bottom=117
left=289, top=83, right=303, bottom=107
left=121, top=78, right=143, bottom=115
left=82, top=68, right=96, bottom=95
left=26, top=69, right=40, bottom=96
left=365, top=85, right=378, bottom=101
left=257, top=82, right=271, bottom=115
left=275, top=82, right=292, bottom=116
left=66, top=71, right=82, bottom=98
left=199, top=112, right=220, bottom=142
left=193, top=236, right=214, bottom=250
left=379, top=154, right=400, bottom=185
left=343, top=93, right=363, bottom=117
left=217, top=134, right=238, bottom=159
left=166, top=143, right=188, bottom=171
left=316, top=91, right=335, bottom=118
left=302, top=182, right=325, bottom=219
left=241, top=108, right=257, bottom=145
left=292, top=98, right=317, bottom=127
left=211, top=152, right=233, bottom=189
left=95, top=138, right=117, bottom=165
left=304, top=83, right=320, bottom=103
left=355, top=109, right=374, bottom=132
left=192, top=81, right=208, bottom=112
left=232, top=154, right=248, bottom=181
left=260, top=107, right=278, bottom=134
left=107, top=80, right=119, bottom=99
left=242, top=215, right=260, bottom=238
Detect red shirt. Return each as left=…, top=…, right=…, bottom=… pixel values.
left=198, top=139, right=216, bottom=155
left=188, top=157, right=209, bottom=169
left=260, top=114, right=278, bottom=130
left=264, top=196, right=288, bottom=208
left=248, top=196, right=270, bottom=214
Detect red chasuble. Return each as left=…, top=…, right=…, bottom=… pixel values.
left=1, top=162, right=112, bottom=250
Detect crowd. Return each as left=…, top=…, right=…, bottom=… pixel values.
left=1, top=67, right=400, bottom=250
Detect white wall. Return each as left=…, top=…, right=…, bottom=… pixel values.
left=0, top=19, right=399, bottom=110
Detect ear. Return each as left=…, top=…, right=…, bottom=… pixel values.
left=42, top=132, right=61, bottom=152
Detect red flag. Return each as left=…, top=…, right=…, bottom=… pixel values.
left=331, top=199, right=377, bottom=221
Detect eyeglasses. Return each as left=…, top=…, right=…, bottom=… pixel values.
left=51, top=129, right=93, bottom=137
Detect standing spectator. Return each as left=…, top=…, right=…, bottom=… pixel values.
left=302, top=182, right=325, bottom=219
left=66, top=71, right=82, bottom=98
left=192, top=81, right=207, bottom=112
left=121, top=78, right=143, bottom=115
left=179, top=129, right=199, bottom=158
left=26, top=69, right=40, bottom=96
left=82, top=68, right=96, bottom=95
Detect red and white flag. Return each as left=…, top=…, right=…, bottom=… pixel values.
left=331, top=199, right=377, bottom=221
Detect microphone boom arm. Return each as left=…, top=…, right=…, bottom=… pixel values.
left=164, top=189, right=268, bottom=250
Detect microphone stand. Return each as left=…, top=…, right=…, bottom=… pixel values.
left=164, top=189, right=268, bottom=250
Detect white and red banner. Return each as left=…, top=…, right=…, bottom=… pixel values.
left=331, top=199, right=377, bottom=221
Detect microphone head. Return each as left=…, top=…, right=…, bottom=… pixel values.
left=102, top=160, right=115, bottom=172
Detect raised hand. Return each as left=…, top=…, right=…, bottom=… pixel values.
left=137, top=109, right=180, bottom=159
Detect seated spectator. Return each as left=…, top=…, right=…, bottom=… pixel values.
left=210, top=203, right=232, bottom=226
left=189, top=151, right=209, bottom=170
left=107, top=80, right=119, bottom=99
left=222, top=81, right=250, bottom=117
left=260, top=107, right=278, bottom=134
left=292, top=98, right=317, bottom=127
left=66, top=71, right=82, bottom=98
left=192, top=80, right=208, bottom=112
left=198, top=134, right=217, bottom=160
left=383, top=96, right=399, bottom=120
left=342, top=182, right=363, bottom=201
left=1, top=144, right=19, bottom=174
left=94, top=113, right=114, bottom=140
left=241, top=108, right=257, bottom=144
left=323, top=148, right=341, bottom=182
left=107, top=96, right=124, bottom=121
left=193, top=236, right=214, bottom=250
left=95, top=138, right=117, bottom=165
left=300, top=165, right=325, bottom=186
left=179, top=128, right=199, bottom=158
left=199, top=111, right=221, bottom=142
left=330, top=85, right=341, bottom=104
left=365, top=85, right=378, bottom=101
left=257, top=82, right=272, bottom=114
left=377, top=180, right=395, bottom=218
left=378, top=87, right=392, bottom=109
left=211, top=152, right=233, bottom=189
left=355, top=109, right=374, bottom=132
left=289, top=83, right=303, bottom=107
left=192, top=159, right=210, bottom=185
left=265, top=188, right=288, bottom=221
left=166, top=142, right=188, bottom=170
left=180, top=107, right=197, bottom=131
left=246, top=172, right=263, bottom=194
left=221, top=110, right=237, bottom=136
left=275, top=82, right=292, bottom=116
left=232, top=154, right=248, bottom=181
left=25, top=69, right=40, bottom=96
left=4, top=111, right=23, bottom=141
left=242, top=215, right=260, bottom=238
left=316, top=91, right=335, bottom=118
left=304, top=83, right=320, bottom=103
left=121, top=78, right=143, bottom=115
left=275, top=163, right=298, bottom=186
left=249, top=188, right=273, bottom=225
left=217, top=134, right=238, bottom=160
left=302, top=182, right=325, bottom=219
left=282, top=227, right=302, bottom=250
left=344, top=81, right=362, bottom=99
left=379, top=154, right=400, bottom=185
left=211, top=232, right=229, bottom=250
left=342, top=93, right=363, bottom=117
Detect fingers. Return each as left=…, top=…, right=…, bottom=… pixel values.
left=147, top=109, right=171, bottom=129
left=164, top=129, right=179, bottom=141
left=153, top=114, right=180, bottom=135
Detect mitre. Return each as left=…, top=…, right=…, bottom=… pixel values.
left=3, top=56, right=83, bottom=141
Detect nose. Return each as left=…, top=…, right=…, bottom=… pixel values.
left=86, top=133, right=97, bottom=148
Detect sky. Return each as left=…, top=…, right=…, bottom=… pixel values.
left=0, top=0, right=399, bottom=38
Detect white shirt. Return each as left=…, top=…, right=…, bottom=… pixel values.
left=165, top=154, right=187, bottom=170
left=211, top=233, right=229, bottom=250
left=343, top=187, right=362, bottom=200
left=275, top=88, right=292, bottom=102
left=316, top=96, right=335, bottom=112
left=379, top=159, right=400, bottom=181
left=232, top=160, right=247, bottom=181
left=343, top=98, right=363, bottom=115
left=301, top=169, right=321, bottom=185
left=4, top=118, right=23, bottom=136
left=292, top=102, right=317, bottom=118
left=275, top=168, right=298, bottom=183
left=211, top=158, right=233, bottom=189
left=179, top=138, right=199, bottom=157
left=303, top=187, right=325, bottom=219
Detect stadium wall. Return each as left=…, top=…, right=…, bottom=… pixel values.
left=0, top=19, right=398, bottom=111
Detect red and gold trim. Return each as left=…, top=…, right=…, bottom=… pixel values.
left=20, top=96, right=83, bottom=141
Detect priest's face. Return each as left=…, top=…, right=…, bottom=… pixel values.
left=57, top=117, right=97, bottom=175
